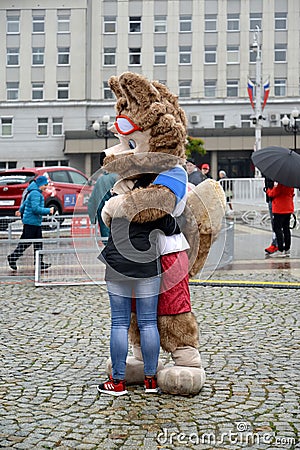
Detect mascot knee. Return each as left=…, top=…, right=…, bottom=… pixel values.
left=158, top=312, right=199, bottom=353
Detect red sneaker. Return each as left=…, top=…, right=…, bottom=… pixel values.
left=97, top=375, right=127, bottom=396
left=144, top=375, right=160, bottom=393
left=265, top=245, right=278, bottom=254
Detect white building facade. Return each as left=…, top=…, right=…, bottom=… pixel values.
left=0, top=0, right=299, bottom=178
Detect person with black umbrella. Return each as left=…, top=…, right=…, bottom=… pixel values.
left=264, top=177, right=278, bottom=255
left=266, top=181, right=295, bottom=258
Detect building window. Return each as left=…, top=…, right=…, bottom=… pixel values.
left=179, top=80, right=191, bottom=98
left=154, top=47, right=166, bottom=65
left=103, top=81, right=114, bottom=100
left=154, top=15, right=167, bottom=33
left=52, top=117, right=63, bottom=136
left=241, top=114, right=251, bottom=128
left=34, top=160, right=69, bottom=167
left=58, top=47, right=70, bottom=65
left=32, top=83, right=44, bottom=100
left=57, top=13, right=70, bottom=33
left=57, top=83, right=69, bottom=100
left=7, top=14, right=20, bottom=34
left=275, top=44, right=287, bottom=63
left=179, top=15, right=192, bottom=32
left=249, top=46, right=257, bottom=63
left=32, top=47, right=44, bottom=65
left=179, top=46, right=192, bottom=65
left=0, top=161, right=17, bottom=169
left=227, top=13, right=239, bottom=31
left=214, top=115, right=224, bottom=129
left=274, top=79, right=286, bottom=96
left=1, top=118, right=13, bottom=137
left=227, top=46, right=239, bottom=64
left=104, top=16, right=116, bottom=33
left=205, top=14, right=217, bottom=32
left=204, top=80, right=216, bottom=97
left=249, top=13, right=262, bottom=31
left=7, top=82, right=19, bottom=101
left=129, top=48, right=141, bottom=65
left=103, top=48, right=116, bottom=66
left=129, top=17, right=141, bottom=33
left=227, top=80, right=238, bottom=97
left=7, top=48, right=19, bottom=66
left=37, top=118, right=48, bottom=136
left=275, top=12, right=287, bottom=30
left=204, top=46, right=217, bottom=64
left=32, top=15, right=45, bottom=33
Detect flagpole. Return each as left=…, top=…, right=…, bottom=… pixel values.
left=253, top=26, right=262, bottom=177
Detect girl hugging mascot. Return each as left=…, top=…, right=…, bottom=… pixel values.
left=98, top=72, right=226, bottom=396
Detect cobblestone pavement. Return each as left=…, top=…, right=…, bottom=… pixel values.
left=1, top=281, right=299, bottom=450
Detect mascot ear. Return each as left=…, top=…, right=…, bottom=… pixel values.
left=119, top=72, right=160, bottom=112
left=108, top=76, right=127, bottom=114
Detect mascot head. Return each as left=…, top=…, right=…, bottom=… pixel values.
left=102, top=72, right=187, bottom=178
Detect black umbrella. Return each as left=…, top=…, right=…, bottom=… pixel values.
left=251, top=146, right=300, bottom=188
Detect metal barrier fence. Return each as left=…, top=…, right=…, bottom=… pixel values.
left=35, top=247, right=106, bottom=286
left=2, top=236, right=106, bottom=283
left=1, top=220, right=234, bottom=286
left=223, top=178, right=300, bottom=210
left=1, top=214, right=98, bottom=239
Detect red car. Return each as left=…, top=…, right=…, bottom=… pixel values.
left=0, top=166, right=92, bottom=230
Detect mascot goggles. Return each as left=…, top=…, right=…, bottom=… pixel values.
left=114, top=115, right=142, bottom=135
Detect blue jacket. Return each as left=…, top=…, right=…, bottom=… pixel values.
left=19, top=181, right=51, bottom=226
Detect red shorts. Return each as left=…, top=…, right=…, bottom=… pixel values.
left=158, top=251, right=191, bottom=315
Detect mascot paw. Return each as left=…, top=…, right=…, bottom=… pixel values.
left=101, top=195, right=126, bottom=226
left=157, top=366, right=206, bottom=396
left=106, top=357, right=165, bottom=385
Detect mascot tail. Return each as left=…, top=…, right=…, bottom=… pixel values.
left=183, top=179, right=226, bottom=277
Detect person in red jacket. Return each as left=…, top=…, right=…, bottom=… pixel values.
left=266, top=182, right=294, bottom=258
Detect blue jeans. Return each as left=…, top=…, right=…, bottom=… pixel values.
left=106, top=277, right=161, bottom=380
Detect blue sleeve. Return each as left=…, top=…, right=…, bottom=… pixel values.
left=19, top=202, right=25, bottom=214
left=152, top=166, right=187, bottom=204
left=30, top=191, right=50, bottom=215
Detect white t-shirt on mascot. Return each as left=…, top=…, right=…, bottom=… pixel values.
left=153, top=165, right=190, bottom=255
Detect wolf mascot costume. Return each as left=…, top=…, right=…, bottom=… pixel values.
left=99, top=72, right=225, bottom=395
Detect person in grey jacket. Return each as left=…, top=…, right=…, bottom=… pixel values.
left=7, top=175, right=54, bottom=271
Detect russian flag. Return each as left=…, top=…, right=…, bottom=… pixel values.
left=247, top=79, right=255, bottom=110
left=262, top=79, right=270, bottom=111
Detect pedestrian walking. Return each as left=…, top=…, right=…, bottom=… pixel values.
left=186, top=158, right=202, bottom=185
left=7, top=176, right=54, bottom=271
left=218, top=170, right=233, bottom=211
left=266, top=182, right=294, bottom=258
left=186, top=159, right=210, bottom=185
left=200, top=163, right=211, bottom=181
left=263, top=177, right=278, bottom=255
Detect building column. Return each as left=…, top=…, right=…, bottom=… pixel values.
left=211, top=151, right=218, bottom=180
left=84, top=153, right=92, bottom=177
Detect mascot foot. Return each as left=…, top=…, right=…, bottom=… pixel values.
left=157, top=366, right=206, bottom=396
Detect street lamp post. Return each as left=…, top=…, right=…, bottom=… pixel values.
left=281, top=108, right=300, bottom=151
left=92, top=114, right=111, bottom=149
